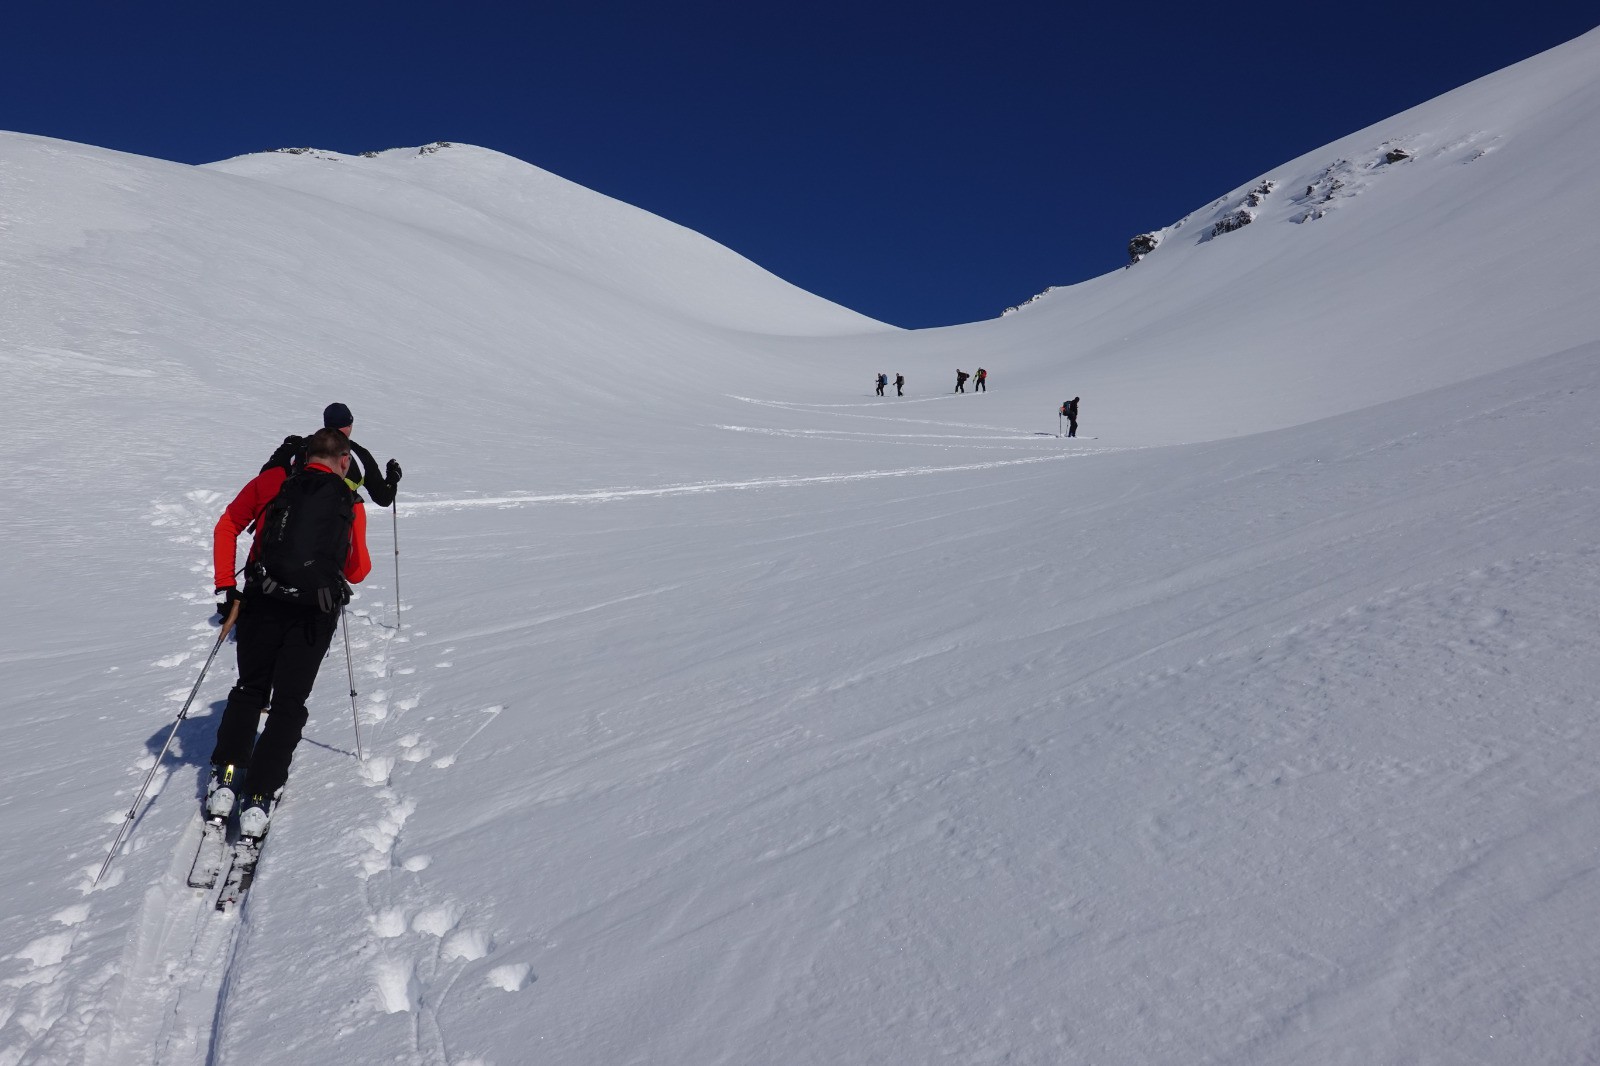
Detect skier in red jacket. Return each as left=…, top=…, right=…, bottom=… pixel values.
left=207, top=428, right=371, bottom=838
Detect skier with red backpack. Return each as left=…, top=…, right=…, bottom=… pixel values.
left=207, top=427, right=372, bottom=838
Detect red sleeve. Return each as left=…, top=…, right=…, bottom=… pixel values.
left=345, top=501, right=372, bottom=584
left=213, top=468, right=286, bottom=589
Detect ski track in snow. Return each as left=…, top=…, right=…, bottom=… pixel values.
left=403, top=451, right=1116, bottom=513
left=396, top=397, right=1124, bottom=514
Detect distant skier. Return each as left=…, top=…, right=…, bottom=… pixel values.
left=875, top=373, right=888, bottom=397
left=262, top=403, right=402, bottom=508
left=894, top=373, right=904, bottom=396
left=208, top=428, right=372, bottom=839
left=955, top=369, right=969, bottom=393
left=973, top=367, right=987, bottom=392
left=1062, top=396, right=1080, bottom=437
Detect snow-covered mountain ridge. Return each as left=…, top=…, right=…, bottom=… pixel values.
left=205, top=140, right=889, bottom=337
left=981, top=25, right=1600, bottom=442
left=1093, top=22, right=1600, bottom=272
left=2, top=25, right=1599, bottom=1066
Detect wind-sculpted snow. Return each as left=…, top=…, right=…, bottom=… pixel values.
left=3, top=27, right=1600, bottom=1066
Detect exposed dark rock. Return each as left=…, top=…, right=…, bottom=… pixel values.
left=1245, top=180, right=1277, bottom=207
left=271, top=147, right=339, bottom=162
left=1003, top=287, right=1058, bottom=315
left=1211, top=209, right=1255, bottom=237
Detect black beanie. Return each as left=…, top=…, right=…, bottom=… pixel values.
left=323, top=402, right=354, bottom=429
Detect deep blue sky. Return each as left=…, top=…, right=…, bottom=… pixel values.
left=4, top=3, right=1594, bottom=328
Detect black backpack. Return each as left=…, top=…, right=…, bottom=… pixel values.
left=251, top=469, right=356, bottom=612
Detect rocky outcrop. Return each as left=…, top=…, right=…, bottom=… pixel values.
left=1128, top=232, right=1161, bottom=264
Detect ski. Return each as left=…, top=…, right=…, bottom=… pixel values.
left=215, top=837, right=263, bottom=912
left=215, top=791, right=282, bottom=912
left=186, top=817, right=229, bottom=889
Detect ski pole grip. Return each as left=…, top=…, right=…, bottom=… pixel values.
left=221, top=599, right=243, bottom=639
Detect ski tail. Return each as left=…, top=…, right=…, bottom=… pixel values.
left=187, top=818, right=229, bottom=890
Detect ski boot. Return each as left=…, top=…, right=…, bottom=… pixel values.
left=206, top=764, right=239, bottom=820
left=238, top=792, right=274, bottom=840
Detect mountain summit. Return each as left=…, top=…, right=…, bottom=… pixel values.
left=206, top=140, right=887, bottom=337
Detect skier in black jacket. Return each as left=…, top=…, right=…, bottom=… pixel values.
left=1062, top=396, right=1080, bottom=438
left=262, top=402, right=402, bottom=506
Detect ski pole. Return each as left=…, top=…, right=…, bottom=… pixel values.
left=392, top=490, right=401, bottom=629
left=341, top=606, right=364, bottom=762
left=95, top=602, right=240, bottom=888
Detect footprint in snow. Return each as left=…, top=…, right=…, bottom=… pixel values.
left=408, top=916, right=493, bottom=965
left=370, top=907, right=409, bottom=938
left=487, top=963, right=533, bottom=992
left=442, top=928, right=493, bottom=962
left=362, top=691, right=390, bottom=723
left=355, top=794, right=415, bottom=877
left=410, top=902, right=460, bottom=936
left=371, top=957, right=415, bottom=1013
left=360, top=755, right=396, bottom=786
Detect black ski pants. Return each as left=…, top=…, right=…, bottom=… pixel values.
left=210, top=593, right=339, bottom=798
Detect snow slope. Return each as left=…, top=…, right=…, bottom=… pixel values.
left=984, top=20, right=1600, bottom=444
left=2, top=25, right=1599, bottom=1066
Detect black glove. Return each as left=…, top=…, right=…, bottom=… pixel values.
left=215, top=586, right=243, bottom=619
left=261, top=435, right=305, bottom=474
left=385, top=459, right=402, bottom=484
